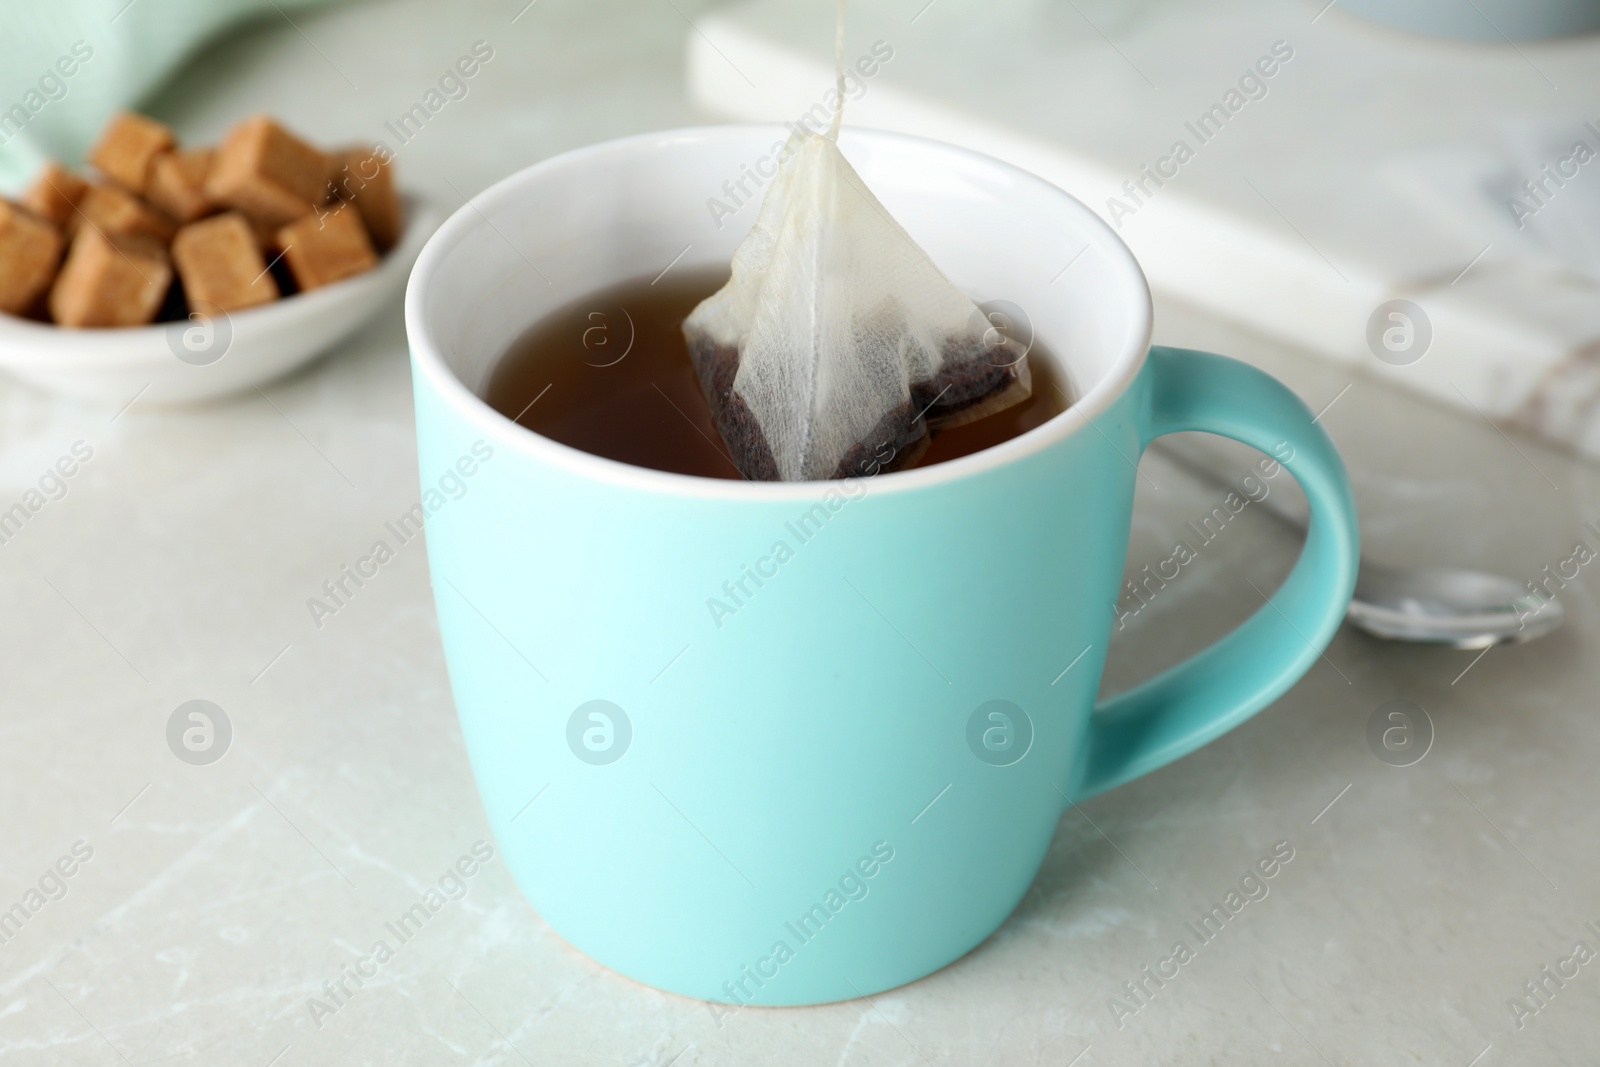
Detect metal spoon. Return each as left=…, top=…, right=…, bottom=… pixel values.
left=1149, top=442, right=1563, bottom=648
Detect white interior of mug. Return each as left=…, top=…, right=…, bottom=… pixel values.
left=407, top=125, right=1153, bottom=495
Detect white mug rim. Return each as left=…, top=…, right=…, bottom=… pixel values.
left=405, top=125, right=1154, bottom=501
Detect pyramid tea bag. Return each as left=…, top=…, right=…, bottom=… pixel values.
left=682, top=9, right=1031, bottom=481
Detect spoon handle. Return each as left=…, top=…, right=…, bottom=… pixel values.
left=1148, top=437, right=1384, bottom=599
left=1146, top=437, right=1311, bottom=534
left=1148, top=439, right=1562, bottom=646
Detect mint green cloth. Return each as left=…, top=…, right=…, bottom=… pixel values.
left=0, top=0, right=337, bottom=190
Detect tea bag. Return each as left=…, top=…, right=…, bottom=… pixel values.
left=682, top=6, right=1031, bottom=481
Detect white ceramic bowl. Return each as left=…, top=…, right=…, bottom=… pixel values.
left=0, top=194, right=438, bottom=407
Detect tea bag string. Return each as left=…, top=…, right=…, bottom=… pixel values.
left=819, top=1, right=940, bottom=287
left=828, top=0, right=845, bottom=141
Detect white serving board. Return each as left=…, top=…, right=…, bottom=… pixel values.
left=687, top=0, right=1600, bottom=458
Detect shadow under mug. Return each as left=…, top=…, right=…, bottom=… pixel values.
left=404, top=126, right=1359, bottom=1007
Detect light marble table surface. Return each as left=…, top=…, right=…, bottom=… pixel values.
left=2, top=1, right=1599, bottom=1065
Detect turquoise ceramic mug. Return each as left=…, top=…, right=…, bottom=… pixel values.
left=405, top=126, right=1359, bottom=1008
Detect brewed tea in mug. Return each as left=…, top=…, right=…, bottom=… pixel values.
left=484, top=269, right=1069, bottom=479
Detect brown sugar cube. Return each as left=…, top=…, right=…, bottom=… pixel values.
left=205, top=115, right=331, bottom=229
left=0, top=201, right=65, bottom=315
left=49, top=228, right=171, bottom=327
left=246, top=214, right=283, bottom=253
left=276, top=204, right=376, bottom=291
left=328, top=146, right=401, bottom=252
left=78, top=183, right=177, bottom=244
left=87, top=111, right=176, bottom=195
left=171, top=213, right=277, bottom=312
left=146, top=148, right=215, bottom=224
left=21, top=162, right=89, bottom=234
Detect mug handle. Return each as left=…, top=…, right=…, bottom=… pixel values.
left=1073, top=346, right=1360, bottom=800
